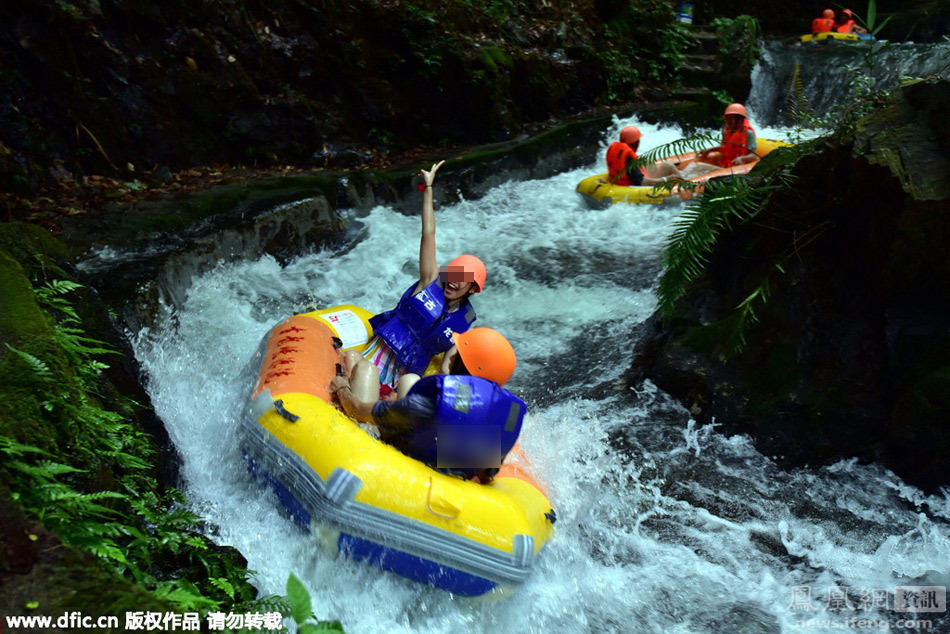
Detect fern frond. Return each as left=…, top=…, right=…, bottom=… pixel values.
left=210, top=577, right=236, bottom=599
left=632, top=132, right=722, bottom=172
left=235, top=595, right=291, bottom=615
left=0, top=435, right=53, bottom=458
left=4, top=344, right=53, bottom=379
left=657, top=177, right=775, bottom=317
left=785, top=62, right=815, bottom=127
left=38, top=279, right=84, bottom=297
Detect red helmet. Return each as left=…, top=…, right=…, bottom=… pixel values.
left=446, top=254, right=486, bottom=293
left=842, top=8, right=853, bottom=17
left=822, top=8, right=835, bottom=18
left=723, top=103, right=747, bottom=118
left=619, top=126, right=642, bottom=145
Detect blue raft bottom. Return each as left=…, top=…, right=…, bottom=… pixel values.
left=244, top=451, right=499, bottom=597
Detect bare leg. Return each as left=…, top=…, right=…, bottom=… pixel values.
left=342, top=350, right=363, bottom=377
left=687, top=151, right=724, bottom=175
left=350, top=359, right=381, bottom=404
left=644, top=161, right=684, bottom=180
left=396, top=373, right=421, bottom=399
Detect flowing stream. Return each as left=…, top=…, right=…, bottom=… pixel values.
left=127, top=86, right=950, bottom=632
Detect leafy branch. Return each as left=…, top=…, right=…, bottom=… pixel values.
left=657, top=169, right=797, bottom=352
left=631, top=132, right=722, bottom=172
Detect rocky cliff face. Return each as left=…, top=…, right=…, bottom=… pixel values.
left=0, top=0, right=696, bottom=194
left=628, top=77, right=950, bottom=491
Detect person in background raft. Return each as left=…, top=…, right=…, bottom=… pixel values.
left=331, top=327, right=525, bottom=484
left=692, top=103, right=758, bottom=173
left=812, top=8, right=836, bottom=33
left=836, top=8, right=867, bottom=34
left=606, top=126, right=684, bottom=187
left=341, top=160, right=486, bottom=403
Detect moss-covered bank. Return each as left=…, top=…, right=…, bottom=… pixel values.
left=0, top=222, right=264, bottom=626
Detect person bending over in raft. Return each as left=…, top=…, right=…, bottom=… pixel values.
left=836, top=8, right=867, bottom=34
left=692, top=103, right=758, bottom=173
left=341, top=159, right=486, bottom=403
left=811, top=8, right=836, bottom=33
left=606, top=126, right=684, bottom=187
left=331, top=327, right=525, bottom=484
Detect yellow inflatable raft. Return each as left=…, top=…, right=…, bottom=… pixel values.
left=799, top=31, right=861, bottom=43
left=242, top=305, right=555, bottom=596
left=575, top=137, right=791, bottom=208
left=799, top=32, right=875, bottom=43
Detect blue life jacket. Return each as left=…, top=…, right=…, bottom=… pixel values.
left=369, top=278, right=476, bottom=375
left=403, top=375, right=525, bottom=479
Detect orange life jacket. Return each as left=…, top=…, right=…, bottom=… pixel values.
left=837, top=19, right=857, bottom=33
left=718, top=119, right=755, bottom=168
left=606, top=141, right=643, bottom=186
left=811, top=17, right=835, bottom=33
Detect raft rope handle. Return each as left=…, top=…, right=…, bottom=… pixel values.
left=273, top=399, right=300, bottom=423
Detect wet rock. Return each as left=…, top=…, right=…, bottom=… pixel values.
left=628, top=78, right=950, bottom=491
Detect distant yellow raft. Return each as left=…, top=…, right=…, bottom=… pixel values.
left=799, top=31, right=860, bottom=43
left=799, top=32, right=876, bottom=43
left=243, top=305, right=555, bottom=597
left=575, top=137, right=792, bottom=208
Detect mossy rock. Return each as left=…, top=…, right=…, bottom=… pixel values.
left=0, top=222, right=71, bottom=280
left=0, top=486, right=170, bottom=626
left=0, top=249, right=76, bottom=451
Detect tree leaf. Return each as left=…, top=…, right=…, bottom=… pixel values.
left=286, top=573, right=313, bottom=625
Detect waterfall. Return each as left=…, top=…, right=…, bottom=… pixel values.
left=748, top=39, right=950, bottom=127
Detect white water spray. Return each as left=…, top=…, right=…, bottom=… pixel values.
left=131, top=119, right=950, bottom=633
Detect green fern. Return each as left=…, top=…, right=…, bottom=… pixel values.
left=2, top=279, right=260, bottom=615
left=4, top=343, right=53, bottom=379
left=285, top=573, right=346, bottom=633
left=631, top=132, right=721, bottom=173
left=658, top=177, right=773, bottom=316
left=785, top=62, right=818, bottom=140
left=210, top=577, right=236, bottom=600
left=657, top=168, right=799, bottom=353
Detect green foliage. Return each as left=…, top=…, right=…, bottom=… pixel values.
left=657, top=170, right=796, bottom=353
left=784, top=62, right=821, bottom=143
left=711, top=15, right=761, bottom=69
left=847, top=0, right=895, bottom=37
left=600, top=0, right=691, bottom=103
left=2, top=278, right=350, bottom=629
left=0, top=280, right=256, bottom=615
left=285, top=574, right=345, bottom=634
left=786, top=59, right=885, bottom=138
left=633, top=132, right=721, bottom=169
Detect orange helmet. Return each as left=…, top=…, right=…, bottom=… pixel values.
left=842, top=8, right=853, bottom=17
left=619, top=126, right=642, bottom=145
left=724, top=103, right=747, bottom=118
left=446, top=254, right=486, bottom=293
left=451, top=328, right=516, bottom=386
left=822, top=8, right=835, bottom=18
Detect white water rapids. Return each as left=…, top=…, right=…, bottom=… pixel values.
left=130, top=118, right=950, bottom=634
